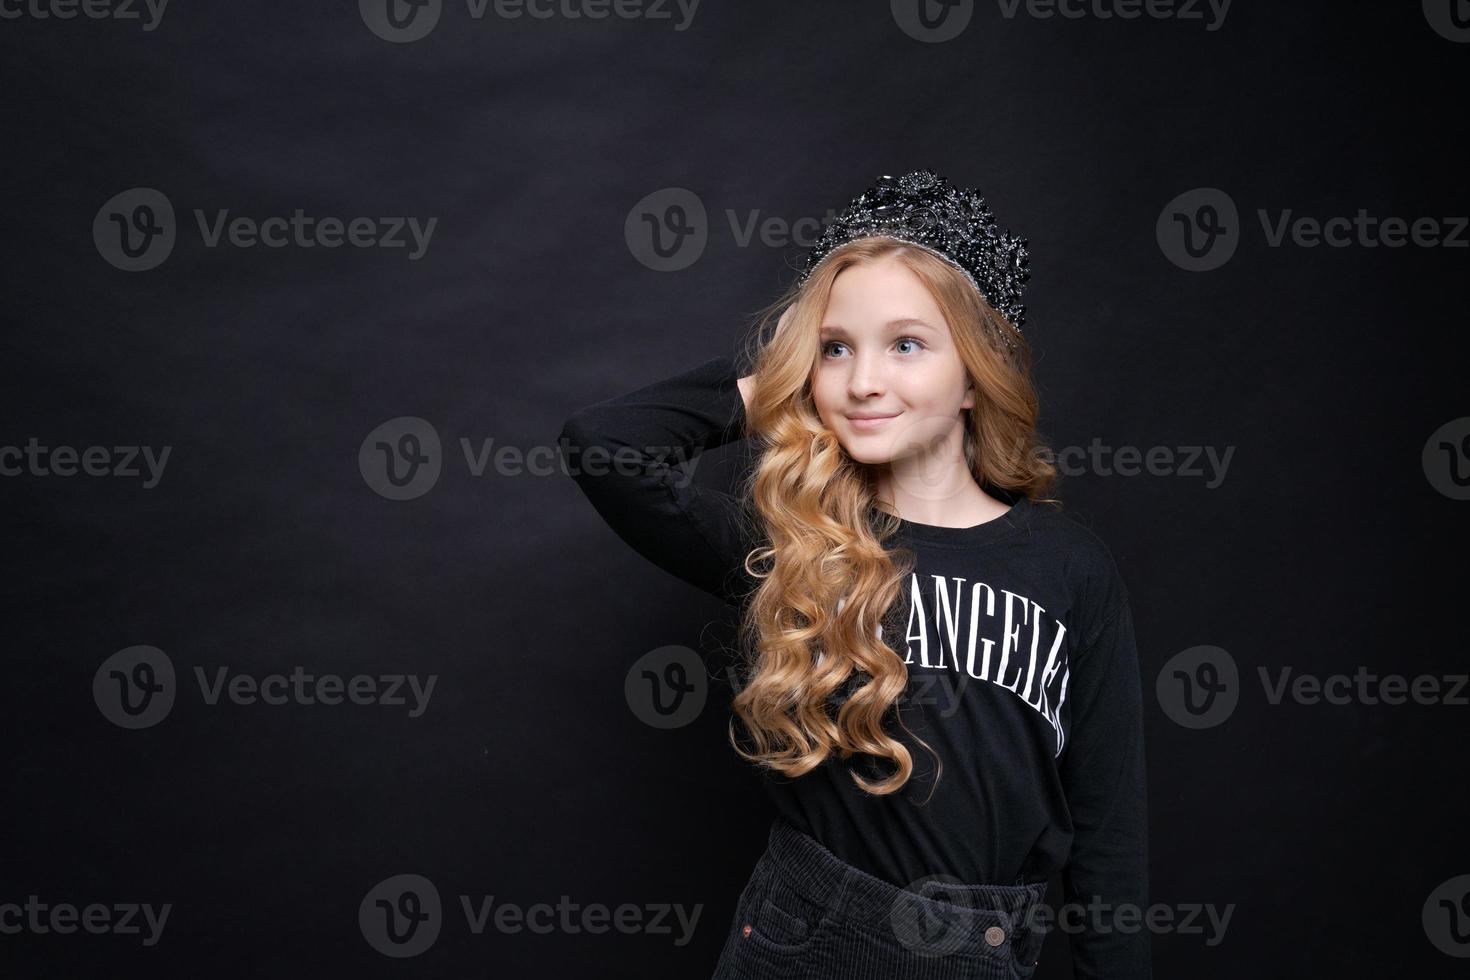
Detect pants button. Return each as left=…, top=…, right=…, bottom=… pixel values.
left=984, top=926, right=1006, bottom=946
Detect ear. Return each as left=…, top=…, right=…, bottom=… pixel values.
left=961, top=381, right=975, bottom=412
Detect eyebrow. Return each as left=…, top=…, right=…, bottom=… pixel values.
left=819, top=318, right=937, bottom=336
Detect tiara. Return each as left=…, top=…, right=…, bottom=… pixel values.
left=793, top=170, right=1031, bottom=351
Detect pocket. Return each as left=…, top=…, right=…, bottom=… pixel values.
left=1010, top=948, right=1040, bottom=980
left=743, top=863, right=835, bottom=955
left=730, top=856, right=775, bottom=926
left=987, top=915, right=1042, bottom=980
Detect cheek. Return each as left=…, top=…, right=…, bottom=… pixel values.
left=811, top=373, right=839, bottom=421
left=906, top=367, right=961, bottom=411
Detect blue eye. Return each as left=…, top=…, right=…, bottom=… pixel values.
left=821, top=338, right=925, bottom=358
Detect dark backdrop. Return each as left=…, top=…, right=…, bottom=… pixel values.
left=3, top=1, right=1466, bottom=977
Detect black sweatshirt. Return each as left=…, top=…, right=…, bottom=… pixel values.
left=559, top=355, right=1150, bottom=979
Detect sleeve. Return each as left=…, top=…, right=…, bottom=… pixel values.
left=1058, top=598, right=1152, bottom=980
left=557, top=355, right=761, bottom=608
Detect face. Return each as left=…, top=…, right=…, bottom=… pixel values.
left=811, top=255, right=974, bottom=467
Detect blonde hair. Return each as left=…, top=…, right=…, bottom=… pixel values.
left=726, top=236, right=1060, bottom=797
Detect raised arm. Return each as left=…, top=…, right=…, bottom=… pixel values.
left=558, top=355, right=762, bottom=607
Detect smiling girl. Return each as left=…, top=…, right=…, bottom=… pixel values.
left=560, top=171, right=1150, bottom=980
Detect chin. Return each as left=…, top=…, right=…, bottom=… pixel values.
left=836, top=438, right=895, bottom=466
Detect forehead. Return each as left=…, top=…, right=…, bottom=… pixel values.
left=821, top=257, right=946, bottom=328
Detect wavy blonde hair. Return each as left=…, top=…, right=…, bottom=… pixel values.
left=726, top=236, right=1060, bottom=797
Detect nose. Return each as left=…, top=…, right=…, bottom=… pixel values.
left=847, top=348, right=886, bottom=400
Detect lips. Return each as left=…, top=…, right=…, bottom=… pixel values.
left=845, top=412, right=900, bottom=430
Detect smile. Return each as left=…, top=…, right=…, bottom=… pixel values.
left=845, top=412, right=900, bottom=431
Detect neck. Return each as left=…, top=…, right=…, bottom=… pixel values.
left=871, top=428, right=1006, bottom=527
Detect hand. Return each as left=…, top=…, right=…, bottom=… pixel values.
left=737, top=305, right=795, bottom=413
left=736, top=372, right=755, bottom=414
left=774, top=303, right=796, bottom=337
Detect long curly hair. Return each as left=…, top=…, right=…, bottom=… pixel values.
left=726, top=236, right=1060, bottom=797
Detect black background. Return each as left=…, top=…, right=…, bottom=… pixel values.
left=2, top=1, right=1466, bottom=977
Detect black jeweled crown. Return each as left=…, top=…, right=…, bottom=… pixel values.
left=794, top=170, right=1031, bottom=345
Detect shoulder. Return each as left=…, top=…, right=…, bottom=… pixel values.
left=1021, top=500, right=1130, bottom=646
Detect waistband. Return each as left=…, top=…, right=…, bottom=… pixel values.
left=762, top=816, right=1049, bottom=958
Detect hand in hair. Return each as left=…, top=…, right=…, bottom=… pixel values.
left=736, top=305, right=796, bottom=413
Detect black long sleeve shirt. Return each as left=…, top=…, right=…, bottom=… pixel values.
left=559, top=355, right=1150, bottom=979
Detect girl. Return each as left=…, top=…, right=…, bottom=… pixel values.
left=560, top=171, right=1149, bottom=980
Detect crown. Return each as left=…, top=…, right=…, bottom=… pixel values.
left=793, top=170, right=1031, bottom=350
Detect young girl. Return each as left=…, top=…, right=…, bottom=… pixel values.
left=560, top=171, right=1149, bottom=980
